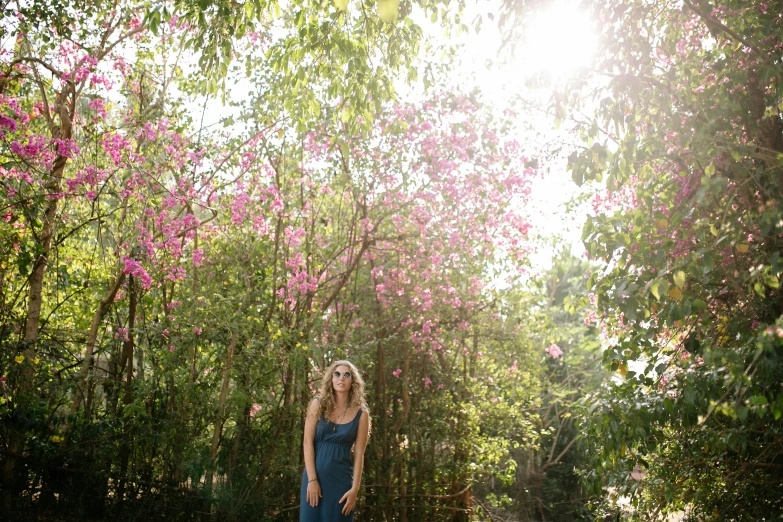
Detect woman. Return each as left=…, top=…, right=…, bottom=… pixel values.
left=300, top=360, right=371, bottom=521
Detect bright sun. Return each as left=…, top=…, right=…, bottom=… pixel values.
left=518, top=0, right=597, bottom=80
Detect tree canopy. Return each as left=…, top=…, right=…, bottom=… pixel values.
left=553, top=0, right=783, bottom=518
left=1, top=0, right=781, bottom=520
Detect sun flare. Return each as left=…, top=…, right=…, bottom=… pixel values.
left=518, top=0, right=597, bottom=80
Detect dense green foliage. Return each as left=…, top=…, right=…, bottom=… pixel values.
left=540, top=0, right=783, bottom=518
left=167, top=0, right=463, bottom=134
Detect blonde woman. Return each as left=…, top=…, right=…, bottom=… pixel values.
left=300, top=360, right=371, bottom=521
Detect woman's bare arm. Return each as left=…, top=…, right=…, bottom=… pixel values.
left=303, top=398, right=321, bottom=485
left=350, top=410, right=370, bottom=493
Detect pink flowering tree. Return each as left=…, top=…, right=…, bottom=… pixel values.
left=268, top=90, right=546, bottom=515
left=0, top=3, right=152, bottom=510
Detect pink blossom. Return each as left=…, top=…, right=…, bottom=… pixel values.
left=194, top=327, right=202, bottom=335
left=52, top=138, right=79, bottom=158
left=249, top=404, right=262, bottom=416
left=113, top=327, right=129, bottom=341
left=392, top=368, right=402, bottom=378
left=122, top=257, right=153, bottom=290
left=87, top=97, right=107, bottom=118
left=10, top=135, right=47, bottom=159
left=545, top=344, right=563, bottom=359
left=0, top=115, right=17, bottom=132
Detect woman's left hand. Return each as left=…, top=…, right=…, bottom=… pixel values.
left=339, top=488, right=358, bottom=515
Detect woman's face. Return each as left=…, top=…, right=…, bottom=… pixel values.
left=331, top=364, right=353, bottom=393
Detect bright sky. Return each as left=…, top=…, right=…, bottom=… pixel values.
left=415, top=0, right=599, bottom=270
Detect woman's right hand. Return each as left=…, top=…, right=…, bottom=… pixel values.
left=307, top=479, right=322, bottom=507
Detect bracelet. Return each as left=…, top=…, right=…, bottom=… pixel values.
left=309, top=477, right=318, bottom=483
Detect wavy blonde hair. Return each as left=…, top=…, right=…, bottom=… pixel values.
left=313, top=360, right=370, bottom=433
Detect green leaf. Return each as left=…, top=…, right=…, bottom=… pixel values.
left=378, top=0, right=400, bottom=22
left=692, top=299, right=707, bottom=311
left=650, top=280, right=662, bottom=301
left=674, top=270, right=686, bottom=290
left=333, top=0, right=349, bottom=10
left=340, top=106, right=352, bottom=123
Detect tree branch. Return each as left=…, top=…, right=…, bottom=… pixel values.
left=541, top=434, right=581, bottom=471
left=682, top=0, right=773, bottom=67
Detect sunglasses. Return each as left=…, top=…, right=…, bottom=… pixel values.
left=332, top=371, right=353, bottom=380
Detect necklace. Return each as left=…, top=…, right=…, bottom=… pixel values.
left=332, top=405, right=349, bottom=432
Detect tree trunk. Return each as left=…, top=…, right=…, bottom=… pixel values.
left=2, top=148, right=70, bottom=514
left=118, top=276, right=137, bottom=501
left=205, top=331, right=238, bottom=492
left=228, top=369, right=250, bottom=490
left=373, top=335, right=392, bottom=520
left=448, top=334, right=476, bottom=522
left=392, top=344, right=410, bottom=522
left=167, top=372, right=181, bottom=485
left=253, top=354, right=295, bottom=496
left=69, top=271, right=126, bottom=417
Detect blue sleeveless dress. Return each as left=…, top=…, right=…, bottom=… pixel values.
left=300, top=408, right=363, bottom=522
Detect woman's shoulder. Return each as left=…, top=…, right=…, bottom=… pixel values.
left=306, top=396, right=322, bottom=414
